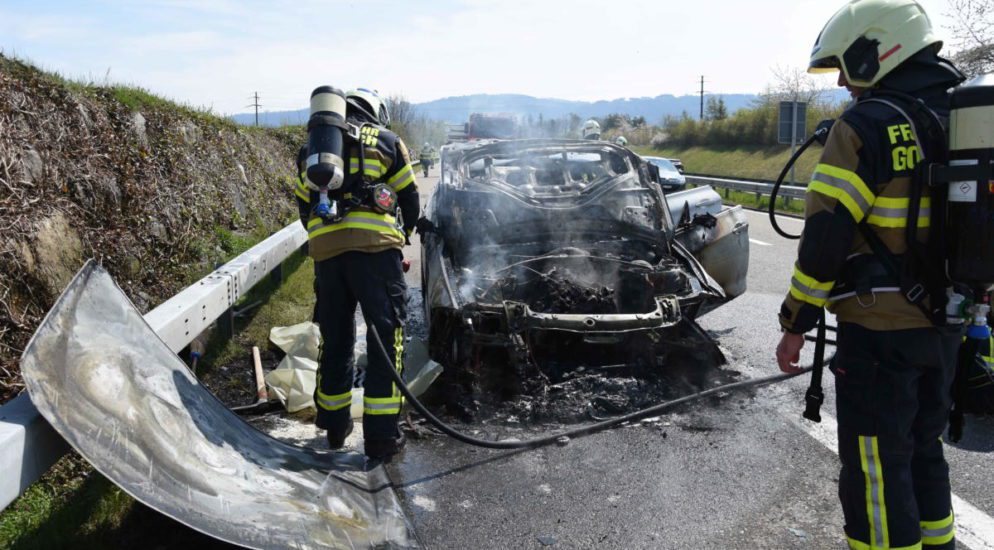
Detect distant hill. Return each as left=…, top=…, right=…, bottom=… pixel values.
left=230, top=90, right=851, bottom=127
left=230, top=93, right=760, bottom=127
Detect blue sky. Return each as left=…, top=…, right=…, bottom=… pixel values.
left=0, top=0, right=958, bottom=115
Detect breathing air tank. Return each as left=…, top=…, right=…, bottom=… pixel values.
left=306, top=86, right=347, bottom=218
left=946, top=74, right=994, bottom=287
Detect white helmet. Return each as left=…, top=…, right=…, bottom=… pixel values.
left=346, top=88, right=391, bottom=127
left=614, top=135, right=628, bottom=146
left=808, top=0, right=941, bottom=87
left=582, top=119, right=601, bottom=140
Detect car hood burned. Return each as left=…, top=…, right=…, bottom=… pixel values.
left=418, top=140, right=750, bottom=420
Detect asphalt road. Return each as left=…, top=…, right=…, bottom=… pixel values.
left=385, top=176, right=994, bottom=550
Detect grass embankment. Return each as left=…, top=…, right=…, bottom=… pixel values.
left=0, top=250, right=316, bottom=550
left=634, top=144, right=824, bottom=215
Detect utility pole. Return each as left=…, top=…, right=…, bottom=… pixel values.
left=248, top=92, right=262, bottom=127
left=699, top=76, right=706, bottom=120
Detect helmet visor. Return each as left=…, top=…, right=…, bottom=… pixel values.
left=808, top=55, right=840, bottom=74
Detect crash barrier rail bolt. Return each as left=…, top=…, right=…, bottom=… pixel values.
left=0, top=221, right=309, bottom=513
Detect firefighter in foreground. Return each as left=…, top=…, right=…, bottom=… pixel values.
left=775, top=1, right=966, bottom=548
left=295, top=87, right=418, bottom=459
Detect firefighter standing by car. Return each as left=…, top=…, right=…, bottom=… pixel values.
left=294, top=87, right=418, bottom=459
left=775, top=1, right=969, bottom=548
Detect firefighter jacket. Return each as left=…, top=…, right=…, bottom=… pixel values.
left=779, top=53, right=964, bottom=334
left=295, top=125, right=419, bottom=262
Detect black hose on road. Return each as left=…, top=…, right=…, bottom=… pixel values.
left=370, top=325, right=814, bottom=451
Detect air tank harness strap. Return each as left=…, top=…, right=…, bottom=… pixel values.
left=307, top=115, right=349, bottom=132
left=802, top=310, right=828, bottom=423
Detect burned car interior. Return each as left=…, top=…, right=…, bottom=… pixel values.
left=419, top=139, right=749, bottom=417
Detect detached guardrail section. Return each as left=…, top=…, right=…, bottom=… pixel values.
left=0, top=221, right=308, bottom=512
left=685, top=174, right=807, bottom=201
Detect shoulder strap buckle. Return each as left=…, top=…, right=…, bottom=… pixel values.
left=905, top=283, right=926, bottom=303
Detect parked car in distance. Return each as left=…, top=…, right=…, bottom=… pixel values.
left=642, top=156, right=686, bottom=192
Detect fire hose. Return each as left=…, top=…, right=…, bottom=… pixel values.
left=369, top=325, right=823, bottom=451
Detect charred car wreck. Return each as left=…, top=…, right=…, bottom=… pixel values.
left=417, top=139, right=748, bottom=407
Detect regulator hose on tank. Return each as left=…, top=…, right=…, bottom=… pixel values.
left=769, top=124, right=832, bottom=240
left=369, top=325, right=818, bottom=451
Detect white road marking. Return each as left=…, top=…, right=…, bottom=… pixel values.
left=744, top=209, right=804, bottom=223
left=749, top=238, right=773, bottom=247
left=789, top=414, right=994, bottom=550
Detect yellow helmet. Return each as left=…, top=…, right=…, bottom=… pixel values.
left=808, top=0, right=941, bottom=87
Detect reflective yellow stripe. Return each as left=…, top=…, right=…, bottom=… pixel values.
left=392, top=171, right=415, bottom=192
left=809, top=163, right=875, bottom=222
left=387, top=164, right=412, bottom=184
left=296, top=174, right=312, bottom=202
left=315, top=389, right=352, bottom=411
left=307, top=211, right=404, bottom=240
left=363, top=395, right=401, bottom=415
left=392, top=326, right=404, bottom=399
left=866, top=197, right=930, bottom=228
left=859, top=435, right=890, bottom=549
left=846, top=537, right=921, bottom=550
left=789, top=265, right=834, bottom=307
left=920, top=512, right=955, bottom=546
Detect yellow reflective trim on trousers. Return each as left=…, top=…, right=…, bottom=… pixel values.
left=920, top=511, right=955, bottom=546
left=392, top=326, right=404, bottom=399
left=809, top=163, right=875, bottom=222
left=860, top=435, right=890, bottom=549
left=315, top=389, right=352, bottom=411
left=363, top=395, right=401, bottom=415
left=295, top=186, right=310, bottom=202
left=846, top=537, right=921, bottom=550
left=790, top=266, right=834, bottom=307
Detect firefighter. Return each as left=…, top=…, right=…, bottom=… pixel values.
left=775, top=1, right=965, bottom=548
left=581, top=119, right=601, bottom=140
left=614, top=135, right=628, bottom=147
left=294, top=88, right=418, bottom=459
left=419, top=142, right=433, bottom=177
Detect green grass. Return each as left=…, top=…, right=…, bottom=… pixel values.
left=634, top=144, right=823, bottom=184
left=200, top=249, right=315, bottom=372
left=0, top=455, right=135, bottom=550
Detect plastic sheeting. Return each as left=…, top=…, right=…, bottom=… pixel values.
left=20, top=262, right=414, bottom=550
left=265, top=322, right=443, bottom=415
left=266, top=322, right=321, bottom=413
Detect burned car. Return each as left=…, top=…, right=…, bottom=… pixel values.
left=417, top=139, right=748, bottom=402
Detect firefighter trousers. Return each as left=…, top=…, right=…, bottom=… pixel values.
left=313, top=249, right=407, bottom=442
left=832, top=322, right=961, bottom=550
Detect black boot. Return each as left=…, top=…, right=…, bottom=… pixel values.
left=326, top=418, right=354, bottom=450
left=364, top=432, right=406, bottom=460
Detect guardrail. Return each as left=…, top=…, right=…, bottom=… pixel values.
left=0, top=221, right=308, bottom=513
left=685, top=174, right=807, bottom=201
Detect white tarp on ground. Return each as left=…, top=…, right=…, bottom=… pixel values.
left=20, top=262, right=414, bottom=550
left=265, top=322, right=443, bottom=415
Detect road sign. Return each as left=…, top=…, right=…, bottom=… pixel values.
left=778, top=101, right=807, bottom=145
